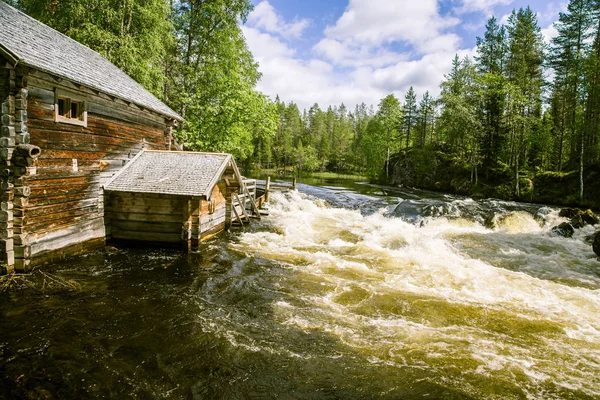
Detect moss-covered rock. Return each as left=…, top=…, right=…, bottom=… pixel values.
left=582, top=209, right=600, bottom=226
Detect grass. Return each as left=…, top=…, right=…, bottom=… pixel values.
left=303, top=171, right=369, bottom=180
left=253, top=168, right=368, bottom=180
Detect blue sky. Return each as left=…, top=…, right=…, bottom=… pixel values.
left=242, top=0, right=567, bottom=111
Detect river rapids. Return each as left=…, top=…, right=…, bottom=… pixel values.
left=1, top=181, right=599, bottom=399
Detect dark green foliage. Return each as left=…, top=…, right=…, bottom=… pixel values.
left=12, top=0, right=172, bottom=98
left=8, top=0, right=600, bottom=207
left=9, top=0, right=278, bottom=162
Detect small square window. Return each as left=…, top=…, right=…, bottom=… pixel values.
left=55, top=89, right=87, bottom=127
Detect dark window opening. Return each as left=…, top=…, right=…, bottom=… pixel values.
left=71, top=101, right=83, bottom=120
left=58, top=97, right=67, bottom=117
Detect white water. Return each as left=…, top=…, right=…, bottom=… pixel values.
left=234, top=191, right=600, bottom=399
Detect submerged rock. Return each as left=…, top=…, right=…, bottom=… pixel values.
left=593, top=232, right=600, bottom=257
left=552, top=222, right=575, bottom=238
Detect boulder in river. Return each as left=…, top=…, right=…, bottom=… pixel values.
left=559, top=208, right=599, bottom=228
left=581, top=209, right=600, bottom=226
left=559, top=208, right=580, bottom=219
left=593, top=232, right=600, bottom=257
left=570, top=214, right=585, bottom=229
left=552, top=222, right=575, bottom=238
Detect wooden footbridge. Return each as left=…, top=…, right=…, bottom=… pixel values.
left=231, top=177, right=297, bottom=227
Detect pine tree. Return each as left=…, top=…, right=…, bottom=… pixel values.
left=403, top=87, right=417, bottom=149
left=416, top=92, right=435, bottom=148
left=475, top=16, right=508, bottom=75
left=505, top=7, right=545, bottom=197
left=476, top=16, right=509, bottom=171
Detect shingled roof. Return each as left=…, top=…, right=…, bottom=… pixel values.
left=104, top=150, right=239, bottom=198
left=0, top=2, right=182, bottom=121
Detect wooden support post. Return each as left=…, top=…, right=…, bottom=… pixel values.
left=181, top=200, right=192, bottom=251
left=235, top=194, right=250, bottom=223
left=245, top=185, right=261, bottom=219
left=191, top=199, right=200, bottom=251
left=225, top=186, right=232, bottom=230
left=265, top=176, right=271, bottom=202
left=292, top=178, right=297, bottom=190
left=231, top=200, right=244, bottom=228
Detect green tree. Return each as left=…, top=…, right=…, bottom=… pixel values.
left=171, top=0, right=268, bottom=160
left=476, top=16, right=508, bottom=75
left=11, top=0, right=172, bottom=98
left=476, top=16, right=508, bottom=170
left=506, top=7, right=545, bottom=197
left=438, top=56, right=483, bottom=182
left=416, top=91, right=435, bottom=148
left=402, top=87, right=417, bottom=148
left=550, top=0, right=594, bottom=199
left=374, top=94, right=402, bottom=178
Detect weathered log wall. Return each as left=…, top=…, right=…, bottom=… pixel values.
left=0, top=57, right=15, bottom=272
left=15, top=69, right=172, bottom=268
left=107, top=183, right=227, bottom=248
left=106, top=192, right=185, bottom=244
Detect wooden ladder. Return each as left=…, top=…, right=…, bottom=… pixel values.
left=231, top=179, right=262, bottom=227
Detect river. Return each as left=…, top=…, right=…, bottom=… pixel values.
left=1, top=177, right=599, bottom=399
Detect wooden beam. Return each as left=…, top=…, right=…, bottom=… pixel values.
left=231, top=199, right=244, bottom=228
left=265, top=176, right=271, bottom=202
left=235, top=194, right=250, bottom=223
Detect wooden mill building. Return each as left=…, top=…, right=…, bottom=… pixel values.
left=104, top=150, right=244, bottom=250
left=0, top=3, right=248, bottom=272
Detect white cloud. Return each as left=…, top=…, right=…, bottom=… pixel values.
left=537, top=1, right=568, bottom=25
left=242, top=1, right=479, bottom=111
left=457, top=0, right=514, bottom=15
left=247, top=1, right=310, bottom=39
left=323, top=0, right=460, bottom=54
left=542, top=24, right=559, bottom=45
left=313, top=38, right=407, bottom=68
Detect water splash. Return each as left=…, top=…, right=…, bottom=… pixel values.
left=235, top=191, right=600, bottom=399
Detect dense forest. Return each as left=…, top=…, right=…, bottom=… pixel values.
left=4, top=0, right=600, bottom=205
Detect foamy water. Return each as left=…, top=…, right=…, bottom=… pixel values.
left=234, top=191, right=600, bottom=399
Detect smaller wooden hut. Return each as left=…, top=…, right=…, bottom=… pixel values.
left=103, top=150, right=244, bottom=250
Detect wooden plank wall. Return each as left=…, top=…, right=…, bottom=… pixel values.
left=107, top=192, right=184, bottom=244
left=107, top=183, right=227, bottom=249
left=20, top=69, right=171, bottom=266
left=198, top=181, right=227, bottom=241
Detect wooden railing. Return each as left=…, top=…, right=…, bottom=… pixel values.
left=263, top=176, right=296, bottom=202
left=230, top=176, right=297, bottom=227
left=231, top=178, right=261, bottom=226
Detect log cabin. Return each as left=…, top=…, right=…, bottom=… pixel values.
left=104, top=150, right=244, bottom=250
left=0, top=3, right=248, bottom=272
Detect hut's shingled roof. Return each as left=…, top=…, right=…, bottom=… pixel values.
left=104, top=150, right=232, bottom=198
left=0, top=2, right=182, bottom=121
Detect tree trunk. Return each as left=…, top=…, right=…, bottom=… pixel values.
left=580, top=130, right=584, bottom=200
left=386, top=127, right=390, bottom=178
